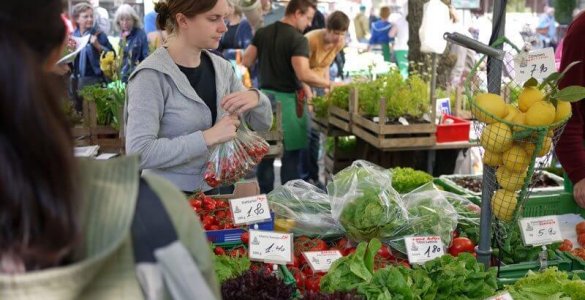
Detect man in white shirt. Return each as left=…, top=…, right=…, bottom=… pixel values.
left=90, top=0, right=111, bottom=35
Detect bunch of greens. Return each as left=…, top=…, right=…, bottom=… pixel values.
left=357, top=266, right=436, bottom=300
left=506, top=267, right=585, bottom=300
left=312, top=95, right=329, bottom=119
left=329, top=85, right=352, bottom=110
left=417, top=253, right=498, bottom=299
left=379, top=71, right=430, bottom=120
left=356, top=79, right=383, bottom=117
left=214, top=253, right=251, bottom=283
left=390, top=167, right=433, bottom=194
left=493, top=227, right=561, bottom=264
left=320, top=239, right=381, bottom=293
left=79, top=81, right=125, bottom=130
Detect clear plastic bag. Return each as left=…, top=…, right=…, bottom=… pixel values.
left=327, top=160, right=409, bottom=242
left=267, top=180, right=344, bottom=236
left=204, top=119, right=269, bottom=188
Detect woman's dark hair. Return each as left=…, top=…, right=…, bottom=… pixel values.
left=326, top=11, right=350, bottom=32
left=0, top=1, right=78, bottom=270
left=285, top=0, right=317, bottom=16
left=155, top=0, right=219, bottom=33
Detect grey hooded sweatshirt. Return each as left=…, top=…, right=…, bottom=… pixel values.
left=124, top=47, right=273, bottom=192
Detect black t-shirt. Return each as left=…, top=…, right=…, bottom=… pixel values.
left=177, top=52, right=217, bottom=124
left=252, top=21, right=309, bottom=93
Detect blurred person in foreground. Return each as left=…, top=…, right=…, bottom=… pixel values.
left=0, top=0, right=220, bottom=298
left=555, top=11, right=585, bottom=208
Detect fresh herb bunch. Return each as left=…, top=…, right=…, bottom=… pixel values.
left=79, top=81, right=125, bottom=130
left=329, top=85, right=352, bottom=110
left=221, top=269, right=294, bottom=300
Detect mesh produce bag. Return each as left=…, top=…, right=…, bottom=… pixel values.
left=267, top=180, right=344, bottom=236
left=327, top=160, right=409, bottom=242
left=204, top=119, right=269, bottom=188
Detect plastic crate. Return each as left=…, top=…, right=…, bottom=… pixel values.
left=497, top=250, right=572, bottom=287
left=522, top=192, right=585, bottom=218
left=206, top=213, right=275, bottom=245
left=436, top=114, right=470, bottom=143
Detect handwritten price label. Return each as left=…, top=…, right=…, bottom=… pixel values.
left=229, top=194, right=272, bottom=225
left=302, top=250, right=343, bottom=272
left=248, top=230, right=293, bottom=264
left=519, top=215, right=563, bottom=246
left=513, top=47, right=556, bottom=84
left=405, top=236, right=445, bottom=264
left=485, top=292, right=514, bottom=300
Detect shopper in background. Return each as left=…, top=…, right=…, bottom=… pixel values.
left=354, top=5, right=370, bottom=43
left=389, top=9, right=408, bottom=78
left=555, top=11, right=585, bottom=208
left=0, top=0, right=220, bottom=298
left=125, top=0, right=272, bottom=193
left=368, top=6, right=396, bottom=62
left=89, top=0, right=111, bottom=35
left=536, top=5, right=558, bottom=49
left=70, top=2, right=114, bottom=111
left=114, top=4, right=149, bottom=83
left=218, top=0, right=254, bottom=61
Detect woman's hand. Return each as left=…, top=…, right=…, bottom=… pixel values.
left=202, top=114, right=240, bottom=146
left=221, top=90, right=260, bottom=115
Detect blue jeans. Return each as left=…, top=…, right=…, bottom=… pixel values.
left=257, top=149, right=302, bottom=194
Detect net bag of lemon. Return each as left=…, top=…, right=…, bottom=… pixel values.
left=467, top=42, right=585, bottom=224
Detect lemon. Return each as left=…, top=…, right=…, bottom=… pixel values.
left=510, top=112, right=526, bottom=131
left=525, top=101, right=556, bottom=126
left=502, top=145, right=530, bottom=172
left=483, top=150, right=503, bottom=167
left=475, top=93, right=508, bottom=123
left=518, top=87, right=545, bottom=112
left=496, top=167, right=526, bottom=191
left=555, top=100, right=572, bottom=123
left=524, top=136, right=552, bottom=157
left=492, top=189, right=518, bottom=221
left=480, top=122, right=514, bottom=153
left=503, top=104, right=520, bottom=122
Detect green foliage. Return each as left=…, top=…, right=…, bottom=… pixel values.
left=329, top=85, right=352, bottom=110
left=554, top=0, right=577, bottom=25
left=79, top=81, right=126, bottom=130
left=492, top=226, right=561, bottom=264
left=312, top=95, right=329, bottom=118
left=390, top=167, right=433, bottom=194
left=507, top=267, right=585, bottom=299
left=214, top=253, right=251, bottom=283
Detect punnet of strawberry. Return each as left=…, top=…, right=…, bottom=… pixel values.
left=204, top=119, right=269, bottom=188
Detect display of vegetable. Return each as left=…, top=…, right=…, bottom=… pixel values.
left=214, top=252, right=251, bottom=283
left=506, top=267, right=585, bottom=300
left=221, top=269, right=294, bottom=300
left=189, top=193, right=236, bottom=230
left=492, top=226, right=561, bottom=265
left=390, top=167, right=433, bottom=194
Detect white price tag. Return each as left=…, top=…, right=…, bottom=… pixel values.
left=513, top=47, right=556, bottom=84
left=302, top=250, right=343, bottom=273
left=519, top=215, right=563, bottom=246
left=405, top=236, right=445, bottom=264
left=485, top=292, right=514, bottom=300
left=248, top=230, right=293, bottom=264
left=229, top=194, right=272, bottom=225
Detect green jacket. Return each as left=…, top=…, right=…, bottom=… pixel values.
left=0, top=156, right=221, bottom=299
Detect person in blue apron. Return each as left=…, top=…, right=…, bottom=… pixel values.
left=69, top=2, right=114, bottom=111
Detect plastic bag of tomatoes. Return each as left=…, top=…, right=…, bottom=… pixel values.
left=204, top=120, right=270, bottom=188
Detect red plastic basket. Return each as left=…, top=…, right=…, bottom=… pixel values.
left=436, top=114, right=471, bottom=143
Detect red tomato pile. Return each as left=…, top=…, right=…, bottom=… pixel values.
left=561, top=221, right=585, bottom=259
left=189, top=193, right=235, bottom=230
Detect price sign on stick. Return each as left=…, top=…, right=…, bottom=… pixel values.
left=248, top=230, right=293, bottom=264
left=302, top=250, right=343, bottom=273
left=513, top=47, right=556, bottom=84
left=519, top=215, right=563, bottom=246
left=229, top=194, right=272, bottom=225
left=405, top=236, right=445, bottom=264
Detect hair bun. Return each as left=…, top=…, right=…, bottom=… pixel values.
left=154, top=1, right=170, bottom=30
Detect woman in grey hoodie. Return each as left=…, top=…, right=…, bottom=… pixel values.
left=125, top=0, right=273, bottom=193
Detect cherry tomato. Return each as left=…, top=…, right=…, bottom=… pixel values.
left=241, top=232, right=250, bottom=245
left=215, top=210, right=227, bottom=219
left=577, top=221, right=585, bottom=235
left=578, top=233, right=585, bottom=248
left=229, top=247, right=247, bottom=257
left=304, top=274, right=322, bottom=292
left=214, top=246, right=226, bottom=255
left=189, top=199, right=202, bottom=209
left=309, top=239, right=328, bottom=251
left=287, top=255, right=300, bottom=268
left=559, top=239, right=573, bottom=252
left=209, top=225, right=220, bottom=231
left=448, top=237, right=475, bottom=256
left=289, top=267, right=305, bottom=290
left=377, top=244, right=393, bottom=259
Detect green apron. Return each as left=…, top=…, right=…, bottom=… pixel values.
left=262, top=89, right=308, bottom=151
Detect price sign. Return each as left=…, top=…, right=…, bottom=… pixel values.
left=513, top=47, right=556, bottom=84
left=405, top=236, right=445, bottom=264
left=302, top=250, right=343, bottom=272
left=229, top=194, right=272, bottom=225
left=519, top=215, right=563, bottom=246
left=248, top=230, right=293, bottom=264
left=485, top=292, right=514, bottom=300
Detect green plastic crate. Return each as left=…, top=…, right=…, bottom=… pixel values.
left=497, top=250, right=572, bottom=287
left=521, top=192, right=585, bottom=218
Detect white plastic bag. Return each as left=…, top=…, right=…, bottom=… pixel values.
left=419, top=0, right=450, bottom=54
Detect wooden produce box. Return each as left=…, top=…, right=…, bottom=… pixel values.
left=327, top=88, right=356, bottom=133
left=257, top=102, right=283, bottom=158
left=85, top=101, right=125, bottom=154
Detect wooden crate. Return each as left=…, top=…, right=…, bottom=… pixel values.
left=324, top=135, right=358, bottom=178
left=85, top=101, right=125, bottom=154
left=451, top=86, right=472, bottom=119
left=350, top=88, right=437, bottom=151
left=257, top=102, right=283, bottom=159
left=71, top=126, right=91, bottom=146
left=327, top=88, right=356, bottom=132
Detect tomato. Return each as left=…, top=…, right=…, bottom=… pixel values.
left=336, top=237, right=349, bottom=250
left=216, top=199, right=229, bottom=208
left=448, top=237, right=475, bottom=256
left=241, top=232, right=250, bottom=245
left=201, top=215, right=216, bottom=229
left=229, top=247, right=247, bottom=257
left=578, top=233, right=585, bottom=248
left=343, top=247, right=357, bottom=256
left=215, top=210, right=227, bottom=219
left=287, top=255, right=300, bottom=268
left=289, top=267, right=305, bottom=290
left=577, top=222, right=585, bottom=235
left=452, top=230, right=460, bottom=239
left=190, top=199, right=203, bottom=209
left=304, top=274, right=322, bottom=292
left=377, top=244, right=393, bottom=259
left=214, top=246, right=226, bottom=255
left=559, top=239, right=573, bottom=252
left=309, top=239, right=328, bottom=251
